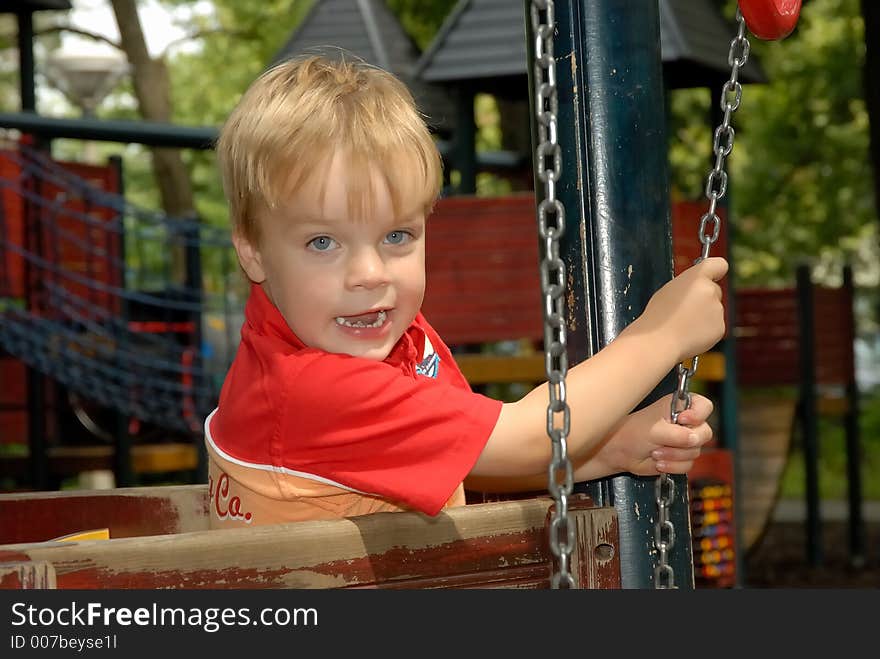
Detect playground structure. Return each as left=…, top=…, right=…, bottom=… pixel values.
left=0, top=142, right=241, bottom=488
left=1, top=0, right=858, bottom=590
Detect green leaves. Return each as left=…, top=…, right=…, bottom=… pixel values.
left=671, top=0, right=877, bottom=292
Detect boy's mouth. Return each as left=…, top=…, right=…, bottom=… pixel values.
left=335, top=309, right=388, bottom=329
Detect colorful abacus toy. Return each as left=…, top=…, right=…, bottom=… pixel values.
left=690, top=480, right=737, bottom=587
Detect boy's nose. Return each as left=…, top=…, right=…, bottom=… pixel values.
left=345, top=248, right=389, bottom=290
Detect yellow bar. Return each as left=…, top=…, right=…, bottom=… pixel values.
left=456, top=350, right=726, bottom=386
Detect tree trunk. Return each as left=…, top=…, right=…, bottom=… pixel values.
left=862, top=0, right=880, bottom=223
left=110, top=0, right=194, bottom=283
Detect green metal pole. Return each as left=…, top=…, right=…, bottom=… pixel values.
left=797, top=263, right=822, bottom=566
left=455, top=86, right=477, bottom=194
left=525, top=0, right=694, bottom=589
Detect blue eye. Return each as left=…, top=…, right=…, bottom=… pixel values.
left=308, top=236, right=337, bottom=251
left=384, top=230, right=412, bottom=245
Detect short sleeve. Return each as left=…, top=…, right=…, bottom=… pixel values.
left=276, top=351, right=502, bottom=515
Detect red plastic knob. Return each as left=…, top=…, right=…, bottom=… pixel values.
left=738, top=0, right=802, bottom=40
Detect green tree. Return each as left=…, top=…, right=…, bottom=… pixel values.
left=99, top=1, right=312, bottom=227
left=1, top=12, right=64, bottom=113
left=0, top=16, right=20, bottom=112
left=670, top=0, right=877, bottom=302
left=385, top=0, right=458, bottom=50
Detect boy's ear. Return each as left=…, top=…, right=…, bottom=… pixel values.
left=231, top=230, right=267, bottom=284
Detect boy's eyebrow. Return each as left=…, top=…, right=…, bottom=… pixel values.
left=296, top=215, right=336, bottom=225
left=295, top=211, right=426, bottom=227
left=291, top=214, right=352, bottom=229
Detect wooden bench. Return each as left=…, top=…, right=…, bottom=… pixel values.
left=0, top=486, right=620, bottom=589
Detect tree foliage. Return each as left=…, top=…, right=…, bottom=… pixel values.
left=95, top=1, right=312, bottom=233
left=0, top=13, right=64, bottom=113
left=669, top=0, right=877, bottom=297
left=0, top=16, right=20, bottom=112
left=384, top=0, right=458, bottom=50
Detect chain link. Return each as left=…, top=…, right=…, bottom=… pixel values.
left=658, top=9, right=750, bottom=589
left=530, top=0, right=575, bottom=590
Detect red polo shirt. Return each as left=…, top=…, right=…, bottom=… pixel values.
left=207, top=284, right=502, bottom=521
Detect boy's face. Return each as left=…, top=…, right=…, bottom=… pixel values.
left=234, top=150, right=427, bottom=361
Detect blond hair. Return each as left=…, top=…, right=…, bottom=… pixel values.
left=216, top=54, right=443, bottom=244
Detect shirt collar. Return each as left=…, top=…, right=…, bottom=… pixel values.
left=245, top=283, right=303, bottom=347
left=244, top=282, right=424, bottom=370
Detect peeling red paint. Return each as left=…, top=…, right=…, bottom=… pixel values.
left=0, top=490, right=209, bottom=544
left=55, top=566, right=296, bottom=590
left=306, top=531, right=548, bottom=582
left=0, top=550, right=31, bottom=562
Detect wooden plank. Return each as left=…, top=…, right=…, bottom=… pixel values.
left=567, top=500, right=620, bottom=590
left=0, top=561, right=56, bottom=589
left=0, top=484, right=209, bottom=545
left=0, top=497, right=620, bottom=590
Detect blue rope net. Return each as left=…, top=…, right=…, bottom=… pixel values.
left=0, top=143, right=241, bottom=438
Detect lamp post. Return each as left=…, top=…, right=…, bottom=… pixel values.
left=42, top=50, right=130, bottom=490
left=44, top=51, right=129, bottom=161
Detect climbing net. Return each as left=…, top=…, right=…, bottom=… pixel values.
left=0, top=141, right=240, bottom=437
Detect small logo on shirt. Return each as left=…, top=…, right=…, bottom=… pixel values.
left=416, top=352, right=440, bottom=378
left=416, top=334, right=440, bottom=378
left=209, top=471, right=254, bottom=523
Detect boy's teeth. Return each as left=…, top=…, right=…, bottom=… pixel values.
left=335, top=309, right=387, bottom=328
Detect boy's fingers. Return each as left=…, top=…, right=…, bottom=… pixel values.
left=658, top=421, right=712, bottom=448
left=652, top=447, right=701, bottom=463
left=673, top=394, right=713, bottom=426
left=698, top=256, right=728, bottom=282
left=655, top=458, right=698, bottom=474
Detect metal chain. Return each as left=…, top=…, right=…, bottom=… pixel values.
left=530, top=0, right=575, bottom=590
left=657, top=9, right=751, bottom=590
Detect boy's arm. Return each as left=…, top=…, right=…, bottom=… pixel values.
left=470, top=257, right=727, bottom=478
left=465, top=392, right=714, bottom=493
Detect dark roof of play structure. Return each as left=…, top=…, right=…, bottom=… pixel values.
left=415, top=0, right=765, bottom=90
left=271, top=0, right=456, bottom=135
left=2, top=0, right=71, bottom=11
left=659, top=0, right=765, bottom=87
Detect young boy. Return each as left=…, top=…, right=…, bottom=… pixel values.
left=205, top=55, right=727, bottom=528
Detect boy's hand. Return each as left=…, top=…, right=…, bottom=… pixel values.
left=467, top=393, right=714, bottom=493
left=636, top=257, right=728, bottom=363
left=588, top=393, right=714, bottom=477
